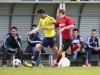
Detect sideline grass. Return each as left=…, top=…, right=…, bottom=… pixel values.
left=0, top=67, right=100, bottom=75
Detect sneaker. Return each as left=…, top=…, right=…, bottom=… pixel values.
left=83, top=64, right=86, bottom=67
left=38, top=64, right=44, bottom=67
left=31, top=63, right=35, bottom=68
left=24, top=62, right=33, bottom=68
left=87, top=63, right=91, bottom=67
left=31, top=56, right=34, bottom=59
left=51, top=64, right=57, bottom=68
left=3, top=65, right=6, bottom=67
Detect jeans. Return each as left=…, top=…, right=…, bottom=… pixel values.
left=2, top=48, right=23, bottom=65
left=87, top=48, right=100, bottom=64
left=32, top=47, right=41, bottom=65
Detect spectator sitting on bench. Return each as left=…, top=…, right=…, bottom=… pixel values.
left=25, top=24, right=46, bottom=67
left=72, top=28, right=87, bottom=67
left=87, top=29, right=100, bottom=67
left=1, top=26, right=23, bottom=67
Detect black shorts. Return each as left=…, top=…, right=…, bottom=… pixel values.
left=62, top=39, right=72, bottom=51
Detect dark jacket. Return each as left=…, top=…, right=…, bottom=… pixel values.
left=72, top=35, right=83, bottom=45
left=27, top=32, right=42, bottom=46
left=25, top=32, right=46, bottom=53
left=0, top=33, right=22, bottom=52
left=87, top=36, right=100, bottom=49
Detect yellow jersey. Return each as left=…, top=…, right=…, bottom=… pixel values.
left=38, top=15, right=56, bottom=37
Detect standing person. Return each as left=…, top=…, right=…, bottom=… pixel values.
left=26, top=8, right=58, bottom=68
left=52, top=8, right=82, bottom=67
left=25, top=24, right=46, bottom=67
left=87, top=29, right=100, bottom=67
left=1, top=26, right=23, bottom=67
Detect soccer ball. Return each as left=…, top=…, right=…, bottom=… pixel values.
left=58, top=58, right=70, bottom=67
left=13, top=59, right=21, bottom=67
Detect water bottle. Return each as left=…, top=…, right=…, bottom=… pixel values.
left=73, top=52, right=78, bottom=60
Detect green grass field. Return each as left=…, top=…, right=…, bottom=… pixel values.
left=0, top=67, right=100, bottom=75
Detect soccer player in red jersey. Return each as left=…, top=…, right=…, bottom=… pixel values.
left=52, top=8, right=81, bottom=67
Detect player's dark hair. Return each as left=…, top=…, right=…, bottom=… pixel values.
left=92, top=29, right=97, bottom=32
left=58, top=8, right=65, bottom=15
left=73, top=28, right=79, bottom=32
left=11, top=26, right=17, bottom=30
left=37, top=8, right=45, bottom=14
left=32, top=24, right=37, bottom=28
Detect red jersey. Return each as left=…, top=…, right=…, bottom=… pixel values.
left=55, top=16, right=74, bottom=40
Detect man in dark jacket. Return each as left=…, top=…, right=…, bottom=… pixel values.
left=87, top=29, right=100, bottom=67
left=1, top=26, right=23, bottom=67
left=72, top=28, right=87, bottom=67
left=25, top=24, right=46, bottom=67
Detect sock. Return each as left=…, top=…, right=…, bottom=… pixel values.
left=82, top=52, right=86, bottom=65
left=71, top=44, right=79, bottom=53
left=33, top=51, right=39, bottom=63
left=56, top=55, right=62, bottom=64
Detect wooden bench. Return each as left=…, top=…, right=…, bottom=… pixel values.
left=0, top=53, right=54, bottom=67
left=0, top=53, right=99, bottom=66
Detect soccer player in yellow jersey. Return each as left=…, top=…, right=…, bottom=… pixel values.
left=26, top=8, right=58, bottom=67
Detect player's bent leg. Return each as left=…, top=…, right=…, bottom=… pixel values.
left=51, top=47, right=63, bottom=68
left=51, top=46, right=58, bottom=54
left=56, top=47, right=63, bottom=64
left=65, top=47, right=72, bottom=60
left=58, top=47, right=63, bottom=55
left=33, top=46, right=43, bottom=67
left=32, top=44, right=44, bottom=65
left=36, top=44, right=44, bottom=51
left=66, top=47, right=72, bottom=55
left=25, top=44, right=44, bottom=68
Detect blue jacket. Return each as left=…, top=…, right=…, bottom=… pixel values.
left=27, top=32, right=42, bottom=46
left=0, top=33, right=22, bottom=52
left=25, top=32, right=46, bottom=53
left=87, top=36, right=100, bottom=49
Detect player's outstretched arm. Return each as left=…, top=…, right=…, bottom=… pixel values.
left=26, top=27, right=40, bottom=36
